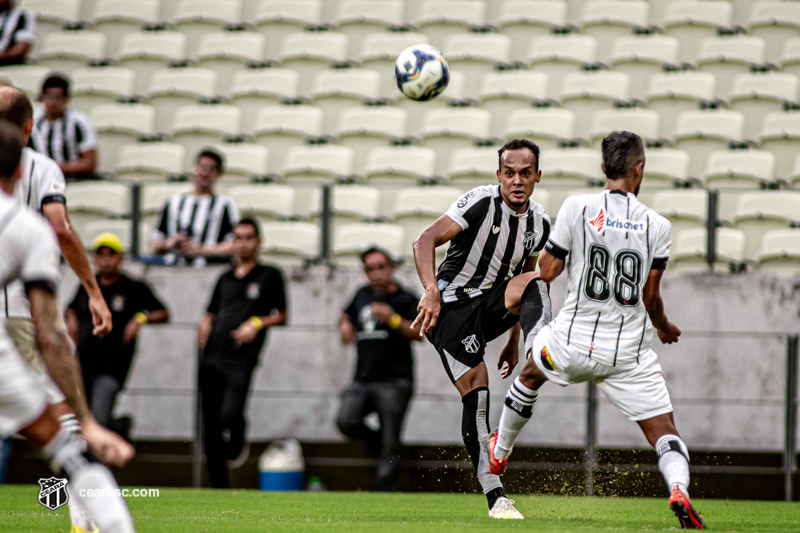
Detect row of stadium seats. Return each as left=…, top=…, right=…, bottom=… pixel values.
left=32, top=0, right=796, bottom=61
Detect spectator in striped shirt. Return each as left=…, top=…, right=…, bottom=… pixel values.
left=0, top=1, right=35, bottom=66
left=151, top=149, right=241, bottom=267
left=31, top=74, right=98, bottom=180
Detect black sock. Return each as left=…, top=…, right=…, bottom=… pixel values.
left=486, top=487, right=505, bottom=509
left=461, top=388, right=485, bottom=470
left=462, top=387, right=505, bottom=508
left=520, top=278, right=551, bottom=343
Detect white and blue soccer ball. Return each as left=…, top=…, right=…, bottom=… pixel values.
left=394, top=44, right=450, bottom=101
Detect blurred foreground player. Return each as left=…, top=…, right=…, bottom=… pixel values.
left=412, top=139, right=551, bottom=519
left=487, top=131, right=706, bottom=529
left=197, top=219, right=287, bottom=487
left=0, top=120, right=135, bottom=532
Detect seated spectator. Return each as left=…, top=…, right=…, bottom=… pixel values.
left=151, top=149, right=241, bottom=266
left=31, top=74, right=98, bottom=180
left=0, top=0, right=36, bottom=66
left=65, top=233, right=169, bottom=440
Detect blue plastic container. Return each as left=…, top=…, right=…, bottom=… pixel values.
left=258, top=439, right=304, bottom=491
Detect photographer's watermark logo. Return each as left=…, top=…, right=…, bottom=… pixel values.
left=38, top=477, right=69, bottom=511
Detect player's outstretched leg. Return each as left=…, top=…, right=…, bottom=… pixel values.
left=656, top=434, right=706, bottom=529
left=488, top=377, right=539, bottom=475
left=56, top=412, right=99, bottom=533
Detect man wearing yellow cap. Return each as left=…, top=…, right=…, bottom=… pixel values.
left=65, top=233, right=170, bottom=438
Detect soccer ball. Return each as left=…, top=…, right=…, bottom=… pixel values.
left=394, top=44, right=450, bottom=101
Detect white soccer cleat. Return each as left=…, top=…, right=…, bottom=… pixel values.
left=488, top=497, right=524, bottom=519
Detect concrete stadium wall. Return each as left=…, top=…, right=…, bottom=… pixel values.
left=58, top=265, right=800, bottom=452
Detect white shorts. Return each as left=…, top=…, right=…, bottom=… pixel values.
left=4, top=317, right=66, bottom=405
left=527, top=324, right=673, bottom=422
left=0, top=332, right=48, bottom=436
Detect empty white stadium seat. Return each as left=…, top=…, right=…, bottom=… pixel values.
left=559, top=71, right=631, bottom=140
left=146, top=67, right=218, bottom=133
left=670, top=227, right=746, bottom=272
left=363, top=146, right=437, bottom=185
left=779, top=37, right=800, bottom=79
left=37, top=31, right=107, bottom=75
left=67, top=181, right=131, bottom=237
left=645, top=71, right=716, bottom=139
left=228, top=68, right=299, bottom=135
left=608, top=35, right=680, bottom=100
left=308, top=184, right=381, bottom=234
left=729, top=73, right=799, bottom=142
left=498, top=0, right=568, bottom=62
left=26, top=0, right=80, bottom=52
left=732, top=191, right=800, bottom=260
left=748, top=1, right=800, bottom=65
left=392, top=185, right=461, bottom=257
left=703, top=149, right=776, bottom=189
left=171, top=0, right=242, bottom=55
left=168, top=104, right=241, bottom=166
left=229, top=184, right=296, bottom=222
left=141, top=183, right=193, bottom=221
left=579, top=0, right=649, bottom=62
left=252, top=105, right=324, bottom=173
left=310, top=68, right=382, bottom=135
left=212, top=143, right=270, bottom=182
left=359, top=32, right=431, bottom=98
left=335, top=0, right=404, bottom=58
left=114, top=142, right=186, bottom=183
left=643, top=148, right=690, bottom=187
left=260, top=220, right=321, bottom=267
left=281, top=145, right=354, bottom=184
left=194, top=32, right=266, bottom=94
left=443, top=33, right=512, bottom=100
left=527, top=34, right=597, bottom=99
left=758, top=112, right=800, bottom=181
left=419, top=107, right=492, bottom=175
left=480, top=71, right=550, bottom=137
left=116, top=31, right=188, bottom=95
left=539, top=147, right=603, bottom=187
left=446, top=147, right=498, bottom=187
left=504, top=107, right=576, bottom=150
left=790, top=153, right=800, bottom=189
left=333, top=222, right=405, bottom=265
left=279, top=31, right=350, bottom=96
left=395, top=70, right=467, bottom=136
left=0, top=65, right=51, bottom=99
left=589, top=108, right=660, bottom=148
left=92, top=103, right=156, bottom=172
left=662, top=1, right=733, bottom=64
left=696, top=36, right=767, bottom=99
left=336, top=106, right=408, bottom=174
left=90, top=0, right=160, bottom=57
left=254, top=0, right=324, bottom=59
left=673, top=109, right=745, bottom=178
left=80, top=219, right=133, bottom=252
left=756, top=228, right=800, bottom=272
left=651, top=189, right=708, bottom=236
left=70, top=67, right=136, bottom=113
left=416, top=0, right=486, bottom=49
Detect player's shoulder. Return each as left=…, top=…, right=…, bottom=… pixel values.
left=560, top=191, right=601, bottom=214
left=631, top=196, right=671, bottom=231
left=23, top=147, right=62, bottom=177
left=527, top=196, right=550, bottom=221
left=2, top=195, right=55, bottom=239
left=454, top=185, right=496, bottom=208
left=67, top=108, right=93, bottom=123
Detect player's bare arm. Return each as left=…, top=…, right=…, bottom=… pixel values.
left=411, top=214, right=463, bottom=335
left=231, top=309, right=287, bottom=347
left=42, top=202, right=112, bottom=336
left=58, top=149, right=96, bottom=176
left=643, top=269, right=681, bottom=344
left=371, top=302, right=423, bottom=341
left=538, top=250, right=565, bottom=283
left=122, top=308, right=169, bottom=345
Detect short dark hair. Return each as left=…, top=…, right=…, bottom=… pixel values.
left=196, top=149, right=224, bottom=172
left=234, top=217, right=260, bottom=237
left=0, top=120, right=23, bottom=182
left=498, top=138, right=540, bottom=172
left=42, top=74, right=70, bottom=97
left=0, top=86, right=32, bottom=128
left=601, top=131, right=645, bottom=180
left=360, top=246, right=395, bottom=266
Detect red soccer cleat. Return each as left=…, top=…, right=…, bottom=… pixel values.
left=486, top=429, right=508, bottom=476
left=669, top=486, right=707, bottom=529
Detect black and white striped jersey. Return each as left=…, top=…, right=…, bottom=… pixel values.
left=0, top=6, right=35, bottom=65
left=437, top=185, right=551, bottom=304
left=31, top=108, right=99, bottom=163
left=545, top=189, right=672, bottom=368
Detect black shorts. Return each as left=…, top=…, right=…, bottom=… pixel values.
left=426, top=279, right=519, bottom=383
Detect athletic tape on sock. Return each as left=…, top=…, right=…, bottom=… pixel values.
left=655, top=434, right=689, bottom=463
left=504, top=378, right=538, bottom=419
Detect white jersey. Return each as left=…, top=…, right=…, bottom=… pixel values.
left=0, top=147, right=67, bottom=318
left=546, top=189, right=672, bottom=368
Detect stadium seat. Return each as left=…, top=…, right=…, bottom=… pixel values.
left=229, top=184, right=296, bottom=224
left=113, top=142, right=186, bottom=183
left=703, top=149, right=776, bottom=190
left=643, top=148, right=690, bottom=187
left=607, top=35, right=680, bottom=101
left=728, top=73, right=799, bottom=142
left=645, top=71, right=716, bottom=139
left=0, top=65, right=51, bottom=100
left=211, top=143, right=270, bottom=184
left=308, top=184, right=382, bottom=233
left=333, top=222, right=405, bottom=265
left=116, top=31, right=188, bottom=96
left=310, top=68, right=382, bottom=135
left=588, top=108, right=660, bottom=148
left=260, top=221, right=321, bottom=268
left=252, top=105, right=324, bottom=173
left=228, top=68, right=299, bottom=135
left=66, top=181, right=131, bottom=237
left=146, top=67, right=218, bottom=133
left=90, top=0, right=161, bottom=57
left=695, top=36, right=767, bottom=99
left=651, top=189, right=708, bottom=236
left=670, top=227, right=746, bottom=272
left=757, top=112, right=800, bottom=182
left=538, top=147, right=603, bottom=187
left=756, top=228, right=800, bottom=272
left=419, top=107, right=492, bottom=175
left=527, top=34, right=598, bottom=100
left=359, top=32, right=431, bottom=99
left=392, top=186, right=461, bottom=259
left=579, top=0, right=649, bottom=63
left=747, top=1, right=800, bottom=65
left=732, top=191, right=800, bottom=261
left=673, top=109, right=745, bottom=179
left=416, top=0, right=486, bottom=50
left=395, top=71, right=466, bottom=137
left=253, top=0, right=324, bottom=59
left=80, top=219, right=134, bottom=253
left=504, top=107, right=576, bottom=151
left=281, top=144, right=354, bottom=184
left=26, top=0, right=81, bottom=53
left=335, top=0, right=404, bottom=58
left=559, top=71, right=631, bottom=141
left=363, top=146, right=437, bottom=186
left=480, top=71, right=550, bottom=138
left=779, top=37, right=800, bottom=79
left=789, top=154, right=800, bottom=189
left=69, top=67, right=136, bottom=113
left=335, top=106, right=408, bottom=175
left=446, top=147, right=498, bottom=188
left=36, top=31, right=107, bottom=75
left=661, top=0, right=733, bottom=64
left=194, top=32, right=266, bottom=94
left=168, top=104, right=241, bottom=166
left=91, top=103, right=156, bottom=172
left=278, top=31, right=350, bottom=97
left=443, top=33, right=513, bottom=100
left=171, top=0, right=242, bottom=56
left=498, top=0, right=568, bottom=62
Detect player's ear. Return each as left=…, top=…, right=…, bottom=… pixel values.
left=535, top=169, right=542, bottom=183
left=600, top=162, right=606, bottom=177
left=496, top=169, right=501, bottom=182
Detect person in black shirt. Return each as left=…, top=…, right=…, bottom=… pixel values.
left=66, top=233, right=169, bottom=439
left=337, top=247, right=421, bottom=491
left=197, top=218, right=287, bottom=488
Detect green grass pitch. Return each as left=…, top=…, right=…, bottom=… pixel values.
left=3, top=485, right=800, bottom=532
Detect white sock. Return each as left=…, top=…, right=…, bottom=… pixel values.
left=655, top=434, right=690, bottom=497
left=67, top=488, right=96, bottom=532
left=70, top=464, right=136, bottom=533
left=495, top=378, right=538, bottom=460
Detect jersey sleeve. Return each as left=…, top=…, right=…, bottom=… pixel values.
left=544, top=197, right=574, bottom=260
left=151, top=201, right=171, bottom=242
left=206, top=276, right=224, bottom=315
left=138, top=281, right=167, bottom=313
left=261, top=268, right=287, bottom=313
left=12, top=8, right=36, bottom=45
left=650, top=216, right=673, bottom=270
left=74, top=111, right=99, bottom=153
left=444, top=188, right=491, bottom=230
left=530, top=211, right=551, bottom=257
left=37, top=157, right=67, bottom=208
left=343, top=290, right=360, bottom=319
left=218, top=199, right=240, bottom=243
left=19, top=215, right=60, bottom=292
